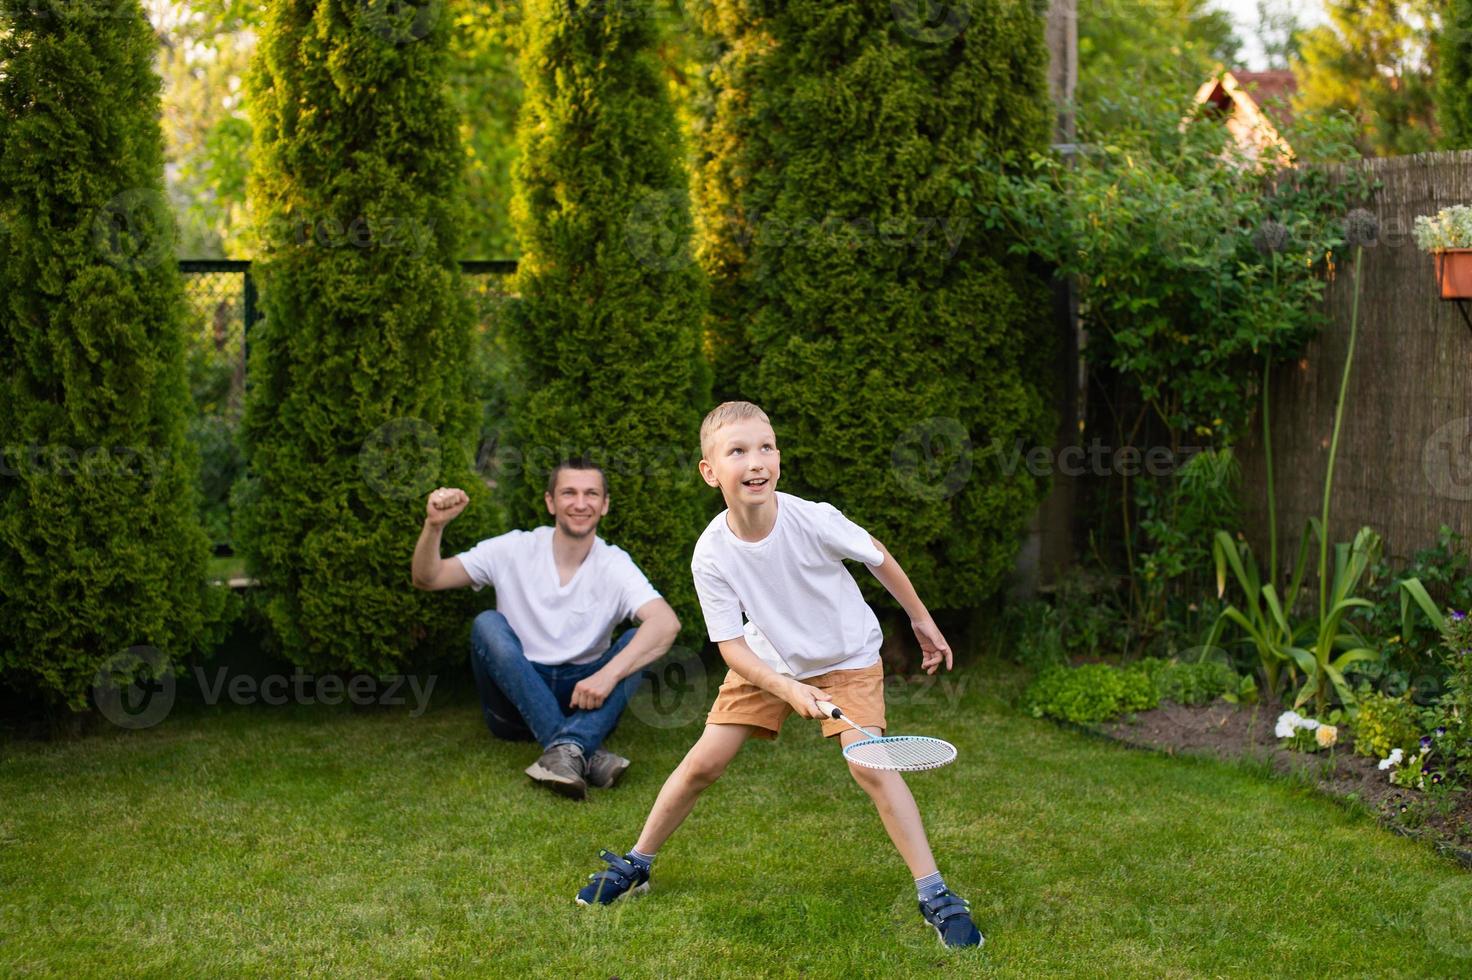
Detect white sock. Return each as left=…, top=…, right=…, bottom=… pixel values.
left=916, top=870, right=945, bottom=901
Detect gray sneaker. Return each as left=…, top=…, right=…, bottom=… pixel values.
left=586, top=748, right=631, bottom=789
left=525, top=743, right=587, bottom=800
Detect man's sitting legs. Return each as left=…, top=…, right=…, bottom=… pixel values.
left=469, top=611, right=643, bottom=798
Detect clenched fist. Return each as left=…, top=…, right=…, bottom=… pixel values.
left=425, top=487, right=469, bottom=527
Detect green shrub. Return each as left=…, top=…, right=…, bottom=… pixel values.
left=1002, top=600, right=1067, bottom=672
left=0, top=0, right=224, bottom=708
left=1024, top=655, right=1238, bottom=724
left=1352, top=690, right=1424, bottom=760
left=502, top=0, right=711, bottom=634
left=1026, top=662, right=1160, bottom=725
left=1356, top=525, right=1472, bottom=693
left=693, top=0, right=1055, bottom=612
left=1156, top=658, right=1239, bottom=706
left=238, top=0, right=496, bottom=672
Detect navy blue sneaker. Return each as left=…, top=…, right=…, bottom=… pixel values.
left=575, top=849, right=650, bottom=906
left=918, top=889, right=983, bottom=948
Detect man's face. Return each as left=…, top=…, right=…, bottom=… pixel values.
left=699, top=418, right=780, bottom=505
left=545, top=468, right=609, bottom=538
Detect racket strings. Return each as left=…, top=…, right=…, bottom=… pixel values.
left=843, top=735, right=956, bottom=772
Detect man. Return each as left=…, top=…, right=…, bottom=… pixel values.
left=411, top=459, right=681, bottom=799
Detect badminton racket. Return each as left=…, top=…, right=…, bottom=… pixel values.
left=815, top=700, right=957, bottom=772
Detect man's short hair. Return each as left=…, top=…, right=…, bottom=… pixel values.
left=699, top=401, right=771, bottom=458
left=546, top=457, right=607, bottom=496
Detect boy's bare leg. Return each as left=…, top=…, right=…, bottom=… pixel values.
left=633, top=723, right=755, bottom=854
left=840, top=727, right=938, bottom=877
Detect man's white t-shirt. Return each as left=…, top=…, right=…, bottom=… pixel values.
left=454, top=526, right=660, bottom=666
left=690, top=492, right=884, bottom=680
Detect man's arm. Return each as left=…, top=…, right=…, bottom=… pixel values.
left=715, top=636, right=831, bottom=720
left=411, top=488, right=474, bottom=591
left=866, top=536, right=953, bottom=674
left=568, top=598, right=682, bottom=710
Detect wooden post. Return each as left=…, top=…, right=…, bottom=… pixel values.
left=1013, top=0, right=1081, bottom=598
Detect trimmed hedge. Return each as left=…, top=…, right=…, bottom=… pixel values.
left=692, top=0, right=1056, bottom=610
left=238, top=0, right=496, bottom=672
left=0, top=0, right=223, bottom=707
left=503, top=0, right=711, bottom=632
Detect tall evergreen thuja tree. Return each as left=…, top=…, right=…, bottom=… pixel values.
left=693, top=0, right=1055, bottom=612
left=1441, top=0, right=1472, bottom=148
left=506, top=0, right=711, bottom=632
left=240, top=0, right=495, bottom=672
left=0, top=0, right=223, bottom=708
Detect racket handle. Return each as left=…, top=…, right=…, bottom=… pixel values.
left=814, top=700, right=876, bottom=740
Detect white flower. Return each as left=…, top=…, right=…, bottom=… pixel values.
left=1275, top=711, right=1301, bottom=738
left=1300, top=717, right=1320, bottom=731
left=1378, top=747, right=1404, bottom=771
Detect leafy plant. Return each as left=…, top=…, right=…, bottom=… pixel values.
left=1356, top=525, right=1472, bottom=692
left=1158, top=658, right=1239, bottom=706
left=973, top=93, right=1369, bottom=646
left=1135, top=448, right=1241, bottom=642
left=1208, top=523, right=1382, bottom=714
left=1022, top=655, right=1237, bottom=724
left=1412, top=205, right=1472, bottom=251
left=1025, top=661, right=1160, bottom=725
left=1351, top=690, right=1425, bottom=760
left=1001, top=600, right=1068, bottom=673
left=1437, top=611, right=1472, bottom=780
left=1052, top=569, right=1130, bottom=659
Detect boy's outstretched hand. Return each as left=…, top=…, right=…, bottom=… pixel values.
left=912, top=617, right=952, bottom=674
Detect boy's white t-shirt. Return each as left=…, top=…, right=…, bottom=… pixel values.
left=690, top=492, right=884, bottom=680
left=454, top=526, right=661, bottom=666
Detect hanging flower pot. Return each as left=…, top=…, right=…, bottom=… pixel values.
left=1434, top=248, right=1472, bottom=299
left=1416, top=206, right=1472, bottom=299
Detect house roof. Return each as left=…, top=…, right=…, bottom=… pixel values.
left=1231, top=70, right=1298, bottom=128
left=1193, top=70, right=1294, bottom=166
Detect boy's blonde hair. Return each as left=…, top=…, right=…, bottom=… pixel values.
left=699, top=401, right=771, bottom=457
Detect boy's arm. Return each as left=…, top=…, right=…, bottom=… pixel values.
left=866, top=537, right=953, bottom=675
left=716, top=636, right=832, bottom=719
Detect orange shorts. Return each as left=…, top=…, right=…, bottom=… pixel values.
left=705, top=660, right=886, bottom=739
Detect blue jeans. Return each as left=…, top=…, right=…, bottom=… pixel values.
left=469, top=610, right=641, bottom=756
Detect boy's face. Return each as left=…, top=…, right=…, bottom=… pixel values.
left=699, top=417, right=780, bottom=506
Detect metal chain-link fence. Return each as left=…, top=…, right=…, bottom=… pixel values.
left=179, top=260, right=517, bottom=561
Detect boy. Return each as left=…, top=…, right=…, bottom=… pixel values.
left=573, top=401, right=982, bottom=949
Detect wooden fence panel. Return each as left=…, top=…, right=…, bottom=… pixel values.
left=1236, top=151, right=1472, bottom=575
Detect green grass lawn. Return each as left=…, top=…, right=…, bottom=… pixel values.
left=3, top=659, right=1470, bottom=977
